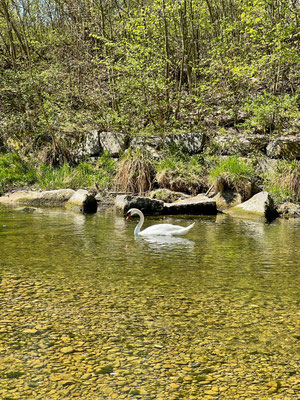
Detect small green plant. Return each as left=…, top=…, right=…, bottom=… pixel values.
left=0, top=153, right=36, bottom=193
left=263, top=160, right=300, bottom=204
left=209, top=156, right=256, bottom=199
left=115, top=148, right=155, bottom=194
left=243, top=92, right=299, bottom=133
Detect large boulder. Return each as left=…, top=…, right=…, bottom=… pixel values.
left=65, top=189, right=98, bottom=213
left=0, top=189, right=75, bottom=207
left=226, top=191, right=278, bottom=221
left=130, top=132, right=206, bottom=157
left=163, top=194, right=217, bottom=215
left=115, top=194, right=217, bottom=216
left=212, top=134, right=269, bottom=156
left=99, top=132, right=129, bottom=157
left=165, top=132, right=206, bottom=154
left=82, top=130, right=102, bottom=157
left=266, top=136, right=300, bottom=160
left=130, top=135, right=163, bottom=159
left=115, top=195, right=164, bottom=216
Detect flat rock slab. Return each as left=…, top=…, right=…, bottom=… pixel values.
left=148, top=189, right=190, bottom=203
left=0, top=189, right=75, bottom=206
left=115, top=195, right=164, bottom=216
left=0, top=189, right=98, bottom=214
left=115, top=194, right=217, bottom=216
left=163, top=194, right=217, bottom=215
left=225, top=191, right=277, bottom=221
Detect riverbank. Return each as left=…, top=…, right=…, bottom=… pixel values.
left=1, top=129, right=299, bottom=220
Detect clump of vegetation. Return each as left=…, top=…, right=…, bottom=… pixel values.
left=0, top=151, right=116, bottom=193
left=115, top=148, right=155, bottom=194
left=209, top=156, right=256, bottom=200
left=0, top=153, right=36, bottom=193
left=243, top=93, right=299, bottom=133
left=263, top=160, right=300, bottom=204
left=36, top=153, right=116, bottom=190
left=156, top=153, right=208, bottom=195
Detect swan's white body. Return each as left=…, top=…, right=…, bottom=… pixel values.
left=126, top=208, right=195, bottom=236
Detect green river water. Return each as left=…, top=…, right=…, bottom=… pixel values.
left=0, top=207, right=299, bottom=399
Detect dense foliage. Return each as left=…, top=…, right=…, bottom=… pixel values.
left=0, top=0, right=299, bottom=159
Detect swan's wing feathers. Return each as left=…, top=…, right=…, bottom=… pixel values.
left=140, top=222, right=194, bottom=236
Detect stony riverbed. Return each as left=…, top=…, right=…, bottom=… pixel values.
left=1, top=271, right=299, bottom=400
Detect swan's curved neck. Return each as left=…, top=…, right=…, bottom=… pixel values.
left=134, top=209, right=144, bottom=235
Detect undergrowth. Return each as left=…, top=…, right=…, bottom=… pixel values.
left=155, top=153, right=208, bottom=195
left=36, top=153, right=116, bottom=190
left=263, top=160, right=300, bottom=204
left=115, top=148, right=155, bottom=194
left=0, top=152, right=116, bottom=193
left=0, top=153, right=36, bottom=194
left=209, top=156, right=256, bottom=200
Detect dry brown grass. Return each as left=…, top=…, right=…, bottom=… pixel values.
left=264, top=160, right=300, bottom=204
left=115, top=148, right=155, bottom=194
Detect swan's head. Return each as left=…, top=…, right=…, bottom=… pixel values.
left=126, top=210, right=132, bottom=220
left=125, top=208, right=142, bottom=220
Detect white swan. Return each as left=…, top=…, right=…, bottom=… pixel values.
left=126, top=208, right=195, bottom=236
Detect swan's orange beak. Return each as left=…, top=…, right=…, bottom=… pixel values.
left=126, top=214, right=131, bottom=220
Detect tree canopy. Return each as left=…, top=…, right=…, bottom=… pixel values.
left=0, top=0, right=299, bottom=158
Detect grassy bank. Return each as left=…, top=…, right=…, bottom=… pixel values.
left=1, top=151, right=299, bottom=207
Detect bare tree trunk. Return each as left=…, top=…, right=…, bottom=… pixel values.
left=162, top=0, right=170, bottom=121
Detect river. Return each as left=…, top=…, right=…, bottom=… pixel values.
left=0, top=207, right=299, bottom=399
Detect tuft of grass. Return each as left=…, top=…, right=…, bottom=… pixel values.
left=155, top=154, right=208, bottom=195
left=0, top=153, right=36, bottom=193
left=263, top=160, right=300, bottom=204
left=115, top=148, right=155, bottom=194
left=209, top=156, right=256, bottom=200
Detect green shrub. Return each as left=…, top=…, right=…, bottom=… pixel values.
left=263, top=160, right=300, bottom=204
left=209, top=156, right=256, bottom=199
left=0, top=153, right=36, bottom=193
left=243, top=92, right=299, bottom=133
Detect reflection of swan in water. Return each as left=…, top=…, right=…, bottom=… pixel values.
left=136, top=234, right=194, bottom=253
left=126, top=208, right=195, bottom=236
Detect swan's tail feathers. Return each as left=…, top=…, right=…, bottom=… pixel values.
left=185, top=222, right=195, bottom=232
left=174, top=222, right=195, bottom=236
